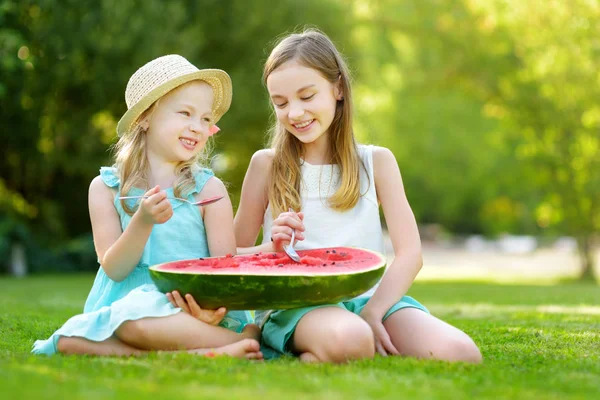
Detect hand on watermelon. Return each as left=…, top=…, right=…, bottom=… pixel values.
left=360, top=307, right=400, bottom=357
left=137, top=185, right=174, bottom=225
left=166, top=290, right=227, bottom=326
left=271, top=209, right=305, bottom=252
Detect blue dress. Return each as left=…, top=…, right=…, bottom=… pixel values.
left=33, top=167, right=252, bottom=355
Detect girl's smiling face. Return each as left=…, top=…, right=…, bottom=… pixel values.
left=145, top=80, right=214, bottom=163
left=267, top=60, right=341, bottom=146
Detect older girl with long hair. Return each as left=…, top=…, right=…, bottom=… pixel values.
left=235, top=30, right=482, bottom=364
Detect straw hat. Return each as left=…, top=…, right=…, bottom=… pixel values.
left=116, top=54, right=232, bottom=137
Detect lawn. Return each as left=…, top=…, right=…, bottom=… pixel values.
left=1, top=275, right=599, bottom=399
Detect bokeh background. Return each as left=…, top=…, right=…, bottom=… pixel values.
left=1, top=0, right=598, bottom=282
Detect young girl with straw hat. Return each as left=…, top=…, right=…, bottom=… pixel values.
left=33, top=55, right=262, bottom=359
left=234, top=30, right=482, bottom=363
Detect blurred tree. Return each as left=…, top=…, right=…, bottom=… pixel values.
left=0, top=0, right=352, bottom=270
left=470, top=0, right=600, bottom=281
left=1, top=0, right=597, bottom=280
left=352, top=0, right=598, bottom=280
left=350, top=0, right=525, bottom=235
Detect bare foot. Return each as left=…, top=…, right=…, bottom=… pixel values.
left=241, top=323, right=262, bottom=341
left=189, top=339, right=263, bottom=360
left=299, top=352, right=320, bottom=363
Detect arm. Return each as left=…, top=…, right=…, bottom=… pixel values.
left=360, top=147, right=423, bottom=352
left=89, top=176, right=172, bottom=282
left=198, top=176, right=236, bottom=256
left=234, top=149, right=277, bottom=254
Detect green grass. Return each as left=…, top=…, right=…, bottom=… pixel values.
left=1, top=275, right=599, bottom=399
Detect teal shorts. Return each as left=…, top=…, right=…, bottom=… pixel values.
left=221, top=310, right=254, bottom=333
left=260, top=295, right=428, bottom=357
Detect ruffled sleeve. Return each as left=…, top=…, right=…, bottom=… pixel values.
left=192, top=168, right=215, bottom=195
left=100, top=167, right=120, bottom=188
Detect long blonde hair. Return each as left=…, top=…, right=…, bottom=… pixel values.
left=113, top=99, right=212, bottom=215
left=264, top=29, right=364, bottom=217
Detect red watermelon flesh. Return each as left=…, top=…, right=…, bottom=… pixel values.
left=149, top=247, right=386, bottom=310
left=158, top=248, right=374, bottom=275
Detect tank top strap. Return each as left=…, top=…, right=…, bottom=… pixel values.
left=358, top=144, right=374, bottom=178
left=357, top=144, right=378, bottom=206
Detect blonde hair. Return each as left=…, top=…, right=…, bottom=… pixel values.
left=264, top=29, right=365, bottom=217
left=113, top=95, right=213, bottom=216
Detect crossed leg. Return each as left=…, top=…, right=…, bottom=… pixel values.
left=57, top=313, right=263, bottom=359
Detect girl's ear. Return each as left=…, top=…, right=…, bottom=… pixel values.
left=334, top=76, right=344, bottom=101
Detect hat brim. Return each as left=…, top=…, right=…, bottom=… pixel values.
left=116, top=69, right=232, bottom=137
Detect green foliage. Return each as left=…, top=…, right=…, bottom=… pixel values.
left=348, top=0, right=598, bottom=275
left=0, top=0, right=597, bottom=275
left=0, top=0, right=351, bottom=245
left=349, top=1, right=518, bottom=234
left=0, top=214, right=97, bottom=274
left=1, top=276, right=599, bottom=399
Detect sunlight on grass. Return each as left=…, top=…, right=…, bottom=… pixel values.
left=1, top=276, right=598, bottom=399
left=429, top=303, right=600, bottom=316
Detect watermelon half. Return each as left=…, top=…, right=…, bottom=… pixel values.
left=149, top=247, right=386, bottom=310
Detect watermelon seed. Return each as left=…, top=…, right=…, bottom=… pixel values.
left=198, top=258, right=204, bottom=260
left=332, top=262, right=336, bottom=265
left=326, top=250, right=330, bottom=253
left=277, top=264, right=284, bottom=268
left=322, top=263, right=326, bottom=267
left=332, top=249, right=337, bottom=253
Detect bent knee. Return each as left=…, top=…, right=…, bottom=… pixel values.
left=442, top=335, right=482, bottom=364
left=319, top=320, right=375, bottom=363
left=115, top=319, right=148, bottom=345
left=56, top=336, right=73, bottom=354
left=56, top=336, right=88, bottom=355
left=458, top=337, right=482, bottom=363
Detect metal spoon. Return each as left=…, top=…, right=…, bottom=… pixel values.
left=118, top=195, right=224, bottom=206
left=283, top=208, right=300, bottom=263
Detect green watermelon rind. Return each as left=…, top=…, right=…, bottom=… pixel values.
left=148, top=247, right=386, bottom=310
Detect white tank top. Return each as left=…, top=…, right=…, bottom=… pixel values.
left=262, top=144, right=385, bottom=255
left=255, top=145, right=383, bottom=325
